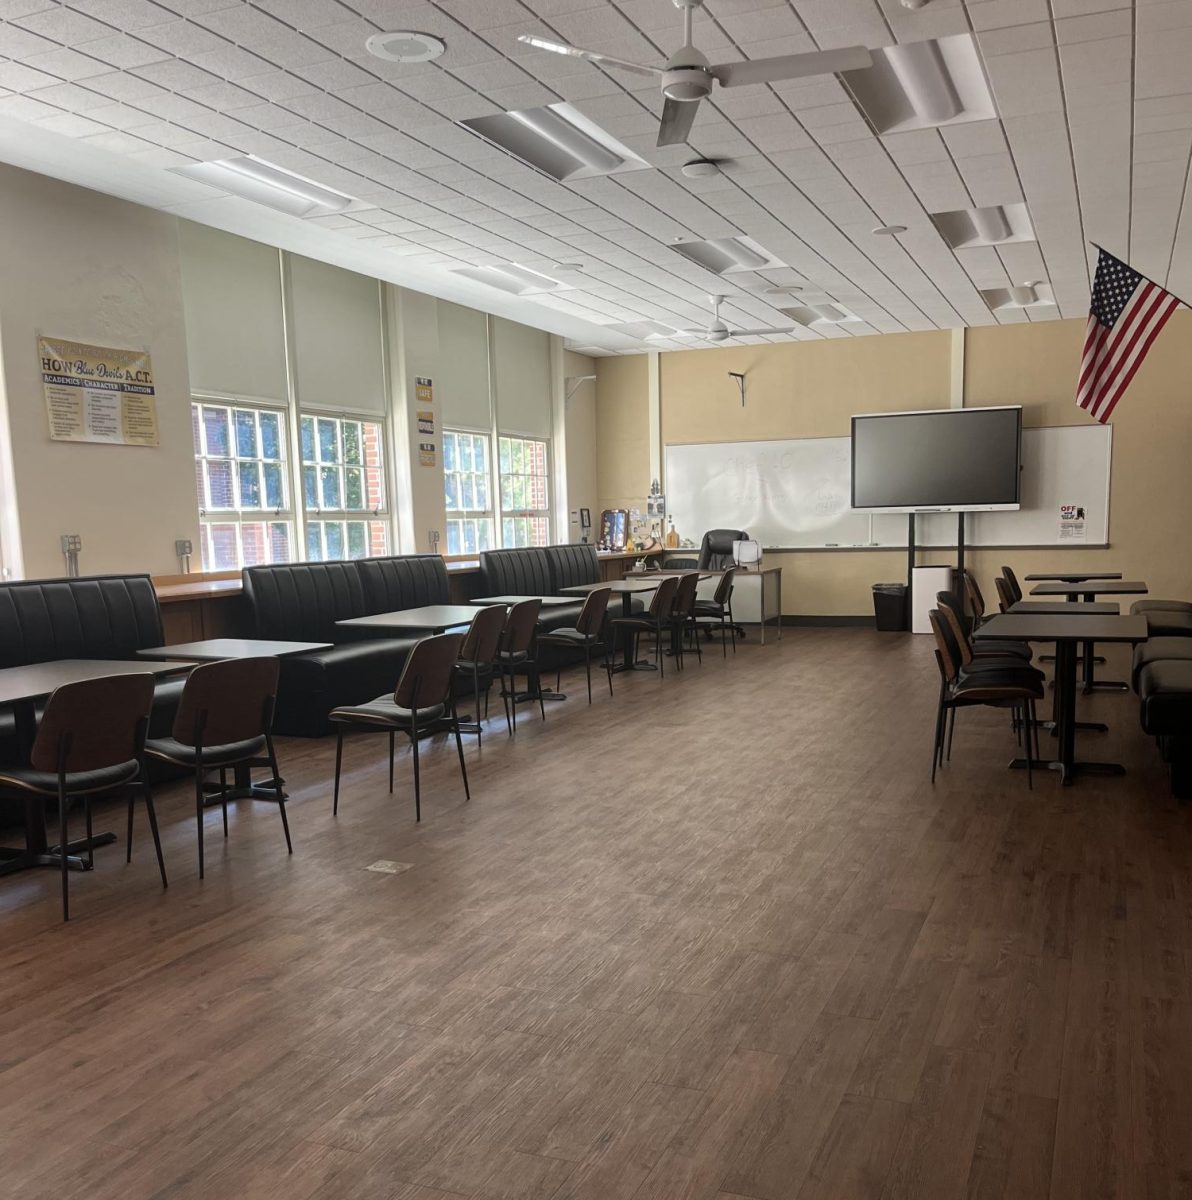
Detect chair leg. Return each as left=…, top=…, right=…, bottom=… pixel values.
left=605, top=643, right=614, bottom=696
left=126, top=789, right=135, bottom=864
left=721, top=619, right=728, bottom=658
left=267, top=735, right=292, bottom=856
left=473, top=665, right=482, bottom=748
left=585, top=642, right=593, bottom=704
left=411, top=724, right=422, bottom=823
left=143, top=779, right=168, bottom=889
left=1024, top=703, right=1034, bottom=790
left=500, top=667, right=512, bottom=735
left=535, top=665, right=546, bottom=721
left=945, top=706, right=957, bottom=761
left=195, top=765, right=206, bottom=881
left=219, top=767, right=228, bottom=838
left=332, top=728, right=344, bottom=815
left=692, top=619, right=702, bottom=664
left=930, top=693, right=945, bottom=784
left=59, top=781, right=69, bottom=922
left=656, top=627, right=664, bottom=678
left=388, top=730, right=395, bottom=793
left=84, top=796, right=94, bottom=870
left=452, top=704, right=470, bottom=800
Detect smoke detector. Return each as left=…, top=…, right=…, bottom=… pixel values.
left=681, top=159, right=721, bottom=178
left=365, top=32, right=446, bottom=63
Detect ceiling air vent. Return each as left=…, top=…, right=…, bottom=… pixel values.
left=843, top=35, right=996, bottom=133
left=779, top=302, right=860, bottom=327
left=459, top=103, right=649, bottom=183
left=932, top=203, right=1034, bottom=248
left=605, top=319, right=680, bottom=340
left=981, top=283, right=1054, bottom=311
left=671, top=236, right=784, bottom=275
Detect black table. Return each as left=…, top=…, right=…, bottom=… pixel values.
left=975, top=614, right=1147, bottom=785
left=336, top=605, right=479, bottom=634
left=469, top=595, right=576, bottom=607
left=1007, top=601, right=1119, bottom=615
left=1024, top=572, right=1123, bottom=582
left=0, top=659, right=192, bottom=880
left=138, top=639, right=332, bottom=803
left=560, top=580, right=659, bottom=671
left=1028, top=582, right=1148, bottom=691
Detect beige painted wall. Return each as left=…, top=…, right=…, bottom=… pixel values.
left=563, top=350, right=597, bottom=543
left=0, top=164, right=197, bottom=579
left=595, top=317, right=1192, bottom=615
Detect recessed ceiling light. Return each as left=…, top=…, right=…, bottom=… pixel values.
left=762, top=285, right=805, bottom=295
left=872, top=224, right=907, bottom=236
left=171, top=155, right=362, bottom=218
left=671, top=235, right=784, bottom=274
left=365, top=31, right=446, bottom=63
left=451, top=264, right=572, bottom=296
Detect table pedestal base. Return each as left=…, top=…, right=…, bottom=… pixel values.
left=1010, top=757, right=1125, bottom=785
left=0, top=831, right=116, bottom=877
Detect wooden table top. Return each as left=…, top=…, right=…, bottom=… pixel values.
left=977, top=613, right=1148, bottom=644
left=560, top=580, right=659, bottom=595
left=469, top=595, right=577, bottom=606
left=336, top=605, right=479, bottom=631
left=138, top=638, right=332, bottom=661
left=1007, top=601, right=1120, bottom=615
left=1023, top=571, right=1123, bottom=582
left=0, top=659, right=191, bottom=707
left=1030, top=580, right=1148, bottom=596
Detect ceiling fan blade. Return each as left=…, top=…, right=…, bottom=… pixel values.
left=729, top=327, right=797, bottom=337
left=517, top=34, right=662, bottom=77
left=709, top=45, right=873, bottom=88
left=667, top=329, right=707, bottom=337
left=658, top=96, right=700, bottom=146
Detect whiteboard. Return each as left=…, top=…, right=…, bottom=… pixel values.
left=664, top=423, right=1111, bottom=549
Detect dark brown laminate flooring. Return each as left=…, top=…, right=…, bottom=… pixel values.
left=0, top=629, right=1186, bottom=1200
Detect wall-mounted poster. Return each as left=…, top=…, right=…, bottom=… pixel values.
left=417, top=409, right=435, bottom=436
left=1058, top=504, right=1087, bottom=542
left=39, top=336, right=158, bottom=446
left=418, top=441, right=436, bottom=467
left=415, top=376, right=433, bottom=405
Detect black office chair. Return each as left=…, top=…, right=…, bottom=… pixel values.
left=538, top=586, right=615, bottom=703
left=672, top=528, right=749, bottom=571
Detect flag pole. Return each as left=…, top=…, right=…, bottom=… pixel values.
left=1089, top=242, right=1192, bottom=310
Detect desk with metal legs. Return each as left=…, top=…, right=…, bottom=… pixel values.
left=560, top=579, right=661, bottom=671
left=975, top=614, right=1147, bottom=785
left=1028, top=582, right=1148, bottom=691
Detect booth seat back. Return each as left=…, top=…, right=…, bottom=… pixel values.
left=242, top=561, right=368, bottom=643
left=545, top=544, right=600, bottom=593
left=358, top=555, right=449, bottom=614
left=0, top=574, right=164, bottom=668
left=480, top=548, right=553, bottom=597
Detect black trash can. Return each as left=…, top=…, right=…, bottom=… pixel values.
left=872, top=583, right=908, bottom=631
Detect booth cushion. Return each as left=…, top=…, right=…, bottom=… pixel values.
left=479, top=549, right=583, bottom=631
left=1132, top=600, right=1192, bottom=616
left=1132, top=638, right=1192, bottom=690
left=1144, top=611, right=1192, bottom=638
left=545, top=544, right=600, bottom=592
left=0, top=574, right=164, bottom=667
left=1139, top=660, right=1192, bottom=735
left=358, top=555, right=449, bottom=614
left=243, top=561, right=367, bottom=643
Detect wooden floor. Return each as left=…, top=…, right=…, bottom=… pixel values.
left=1, top=628, right=1188, bottom=1199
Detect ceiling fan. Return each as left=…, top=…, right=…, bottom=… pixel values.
left=654, top=294, right=796, bottom=342
left=519, top=0, right=872, bottom=147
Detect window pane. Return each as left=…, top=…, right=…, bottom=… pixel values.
left=238, top=461, right=262, bottom=508
left=259, top=412, right=281, bottom=460
left=344, top=466, right=364, bottom=510
left=325, top=521, right=345, bottom=560
left=445, top=474, right=460, bottom=511
left=269, top=522, right=290, bottom=562
left=206, top=460, right=234, bottom=509
left=235, top=409, right=257, bottom=458
left=263, top=461, right=283, bottom=510
left=511, top=439, right=524, bottom=474
left=209, top=523, right=239, bottom=569
left=498, top=437, right=511, bottom=473
left=343, top=421, right=362, bottom=465
left=194, top=459, right=206, bottom=511
left=474, top=437, right=488, bottom=472
left=300, top=416, right=315, bottom=463
left=461, top=474, right=476, bottom=510
left=303, top=465, right=318, bottom=509
left=191, top=405, right=202, bottom=455
left=320, top=465, right=341, bottom=508
left=318, top=418, right=338, bottom=463
left=347, top=521, right=366, bottom=559
left=306, top=524, right=321, bottom=561
left=203, top=407, right=229, bottom=457
left=459, top=434, right=473, bottom=472
left=500, top=475, right=513, bottom=510
left=443, top=432, right=456, bottom=472
left=475, top=474, right=489, bottom=510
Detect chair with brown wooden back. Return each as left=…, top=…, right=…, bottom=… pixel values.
left=928, top=608, right=1044, bottom=787
left=1000, top=565, right=1024, bottom=604
left=454, top=604, right=511, bottom=743
left=330, top=632, right=468, bottom=823
left=669, top=571, right=703, bottom=670
left=609, top=574, right=680, bottom=676
left=496, top=598, right=545, bottom=732
left=144, top=657, right=290, bottom=880
left=0, top=673, right=161, bottom=921
left=692, top=567, right=737, bottom=657
left=538, top=585, right=615, bottom=704
left=994, top=574, right=1016, bottom=613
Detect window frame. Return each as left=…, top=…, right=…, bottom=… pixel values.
left=298, top=410, right=392, bottom=563
left=191, top=396, right=295, bottom=571
left=496, top=433, right=552, bottom=549
left=443, top=427, right=496, bottom=557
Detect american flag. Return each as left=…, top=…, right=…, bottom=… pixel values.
left=1077, top=248, right=1181, bottom=422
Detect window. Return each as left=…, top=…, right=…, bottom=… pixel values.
left=443, top=430, right=494, bottom=555
left=498, top=434, right=550, bottom=547
left=300, top=414, right=389, bottom=561
left=192, top=401, right=293, bottom=570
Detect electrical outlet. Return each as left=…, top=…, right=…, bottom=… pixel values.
left=60, top=534, right=81, bottom=554
left=175, top=539, right=193, bottom=556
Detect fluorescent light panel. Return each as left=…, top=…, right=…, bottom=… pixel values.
left=932, top=203, right=1035, bottom=248
left=780, top=302, right=860, bottom=327
left=459, top=102, right=649, bottom=182
left=671, top=236, right=784, bottom=275
left=171, top=155, right=360, bottom=218
left=607, top=319, right=679, bottom=340
left=451, top=263, right=572, bottom=296
left=843, top=34, right=996, bottom=133
left=981, top=283, right=1055, bottom=310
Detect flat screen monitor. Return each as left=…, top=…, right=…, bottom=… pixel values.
left=851, top=406, right=1022, bottom=512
